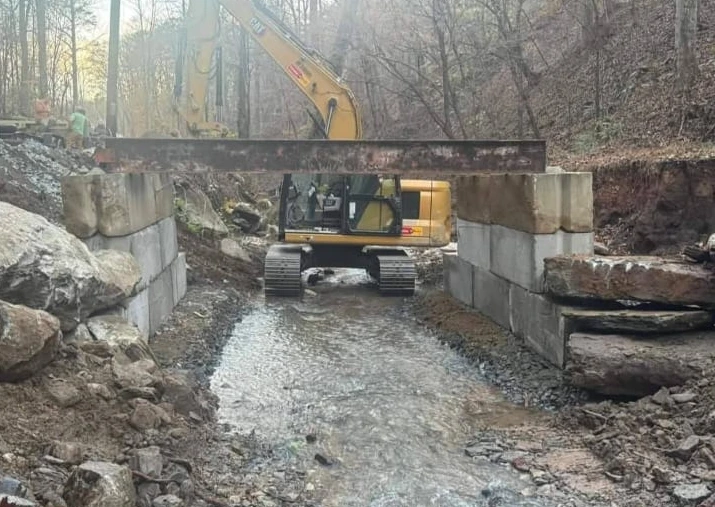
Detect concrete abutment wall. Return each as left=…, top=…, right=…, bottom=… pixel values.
left=61, top=172, right=187, bottom=337
left=446, top=171, right=595, bottom=367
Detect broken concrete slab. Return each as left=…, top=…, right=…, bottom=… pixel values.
left=443, top=252, right=473, bottom=307
left=490, top=226, right=593, bottom=293
left=457, top=219, right=490, bottom=270
left=473, top=266, right=510, bottom=329
left=566, top=331, right=715, bottom=396
left=545, top=256, right=715, bottom=307
left=562, top=308, right=714, bottom=334
left=509, top=284, right=567, bottom=367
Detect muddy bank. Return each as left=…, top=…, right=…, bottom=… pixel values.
left=591, top=158, right=715, bottom=255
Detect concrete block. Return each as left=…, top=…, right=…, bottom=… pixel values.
left=490, top=225, right=594, bottom=293
left=153, top=173, right=175, bottom=221
left=509, top=284, right=567, bottom=368
left=457, top=175, right=491, bottom=224
left=171, top=253, right=187, bottom=306
left=490, top=172, right=593, bottom=234
left=443, top=252, right=473, bottom=307
left=158, top=217, right=178, bottom=270
left=148, top=267, right=174, bottom=335
left=62, top=174, right=99, bottom=238
left=457, top=219, right=491, bottom=270
left=472, top=266, right=510, bottom=329
left=96, top=174, right=174, bottom=237
left=129, top=225, right=163, bottom=291
left=122, top=289, right=150, bottom=338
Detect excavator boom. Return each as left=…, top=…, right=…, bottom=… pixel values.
left=179, top=0, right=362, bottom=140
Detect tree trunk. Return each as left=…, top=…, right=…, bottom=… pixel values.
left=675, top=0, right=699, bottom=91
left=70, top=0, right=79, bottom=108
left=36, top=0, right=48, bottom=99
left=237, top=28, right=250, bottom=138
left=309, top=0, right=318, bottom=46
left=328, top=0, right=357, bottom=76
left=19, top=0, right=29, bottom=115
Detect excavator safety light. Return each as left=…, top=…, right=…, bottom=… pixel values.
left=402, top=227, right=414, bottom=235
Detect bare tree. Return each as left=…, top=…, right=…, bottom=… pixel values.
left=675, top=0, right=699, bottom=92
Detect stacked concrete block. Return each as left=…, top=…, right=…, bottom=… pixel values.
left=446, top=171, right=594, bottom=367
left=62, top=173, right=187, bottom=337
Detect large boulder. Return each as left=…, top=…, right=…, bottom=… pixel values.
left=0, top=300, right=61, bottom=382
left=544, top=255, right=715, bottom=307
left=63, top=461, right=135, bottom=507
left=0, top=202, right=140, bottom=330
left=176, top=186, right=228, bottom=237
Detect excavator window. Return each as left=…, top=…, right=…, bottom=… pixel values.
left=280, top=173, right=402, bottom=236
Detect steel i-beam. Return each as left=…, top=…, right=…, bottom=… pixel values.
left=98, top=138, right=547, bottom=175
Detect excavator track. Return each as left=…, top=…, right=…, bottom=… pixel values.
left=375, top=253, right=416, bottom=296
left=264, top=245, right=302, bottom=297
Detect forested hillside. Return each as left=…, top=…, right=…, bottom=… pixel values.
left=0, top=0, right=710, bottom=155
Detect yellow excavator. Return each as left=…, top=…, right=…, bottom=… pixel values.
left=177, top=0, right=452, bottom=296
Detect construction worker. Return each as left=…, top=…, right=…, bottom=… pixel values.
left=67, top=107, right=88, bottom=150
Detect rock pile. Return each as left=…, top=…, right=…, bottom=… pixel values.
left=0, top=201, right=213, bottom=506
left=543, top=255, right=715, bottom=396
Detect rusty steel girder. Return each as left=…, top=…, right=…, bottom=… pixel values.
left=99, top=138, right=546, bottom=175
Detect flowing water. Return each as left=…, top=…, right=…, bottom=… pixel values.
left=211, top=270, right=559, bottom=506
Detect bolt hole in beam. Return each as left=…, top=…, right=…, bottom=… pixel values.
left=98, top=139, right=546, bottom=175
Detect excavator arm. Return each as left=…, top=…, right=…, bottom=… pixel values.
left=177, top=0, right=362, bottom=140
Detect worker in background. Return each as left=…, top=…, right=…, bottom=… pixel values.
left=67, top=107, right=88, bottom=150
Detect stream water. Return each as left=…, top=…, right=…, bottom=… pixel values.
left=211, top=270, right=559, bottom=506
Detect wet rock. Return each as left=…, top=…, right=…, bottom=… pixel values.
left=50, top=442, right=83, bottom=465
left=305, top=434, right=317, bottom=444
left=544, top=256, right=715, bottom=307
left=63, top=461, right=135, bottom=507
left=152, top=494, right=182, bottom=507
left=0, top=301, right=61, bottom=382
left=45, top=380, right=82, bottom=408
left=0, top=495, right=37, bottom=506
left=87, top=383, right=115, bottom=400
left=672, top=483, right=710, bottom=502
left=130, top=400, right=171, bottom=431
left=129, top=447, right=163, bottom=478
left=220, top=239, right=251, bottom=263
left=86, top=315, right=154, bottom=362
left=0, top=202, right=140, bottom=331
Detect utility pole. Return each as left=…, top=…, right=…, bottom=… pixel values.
left=106, top=0, right=121, bottom=136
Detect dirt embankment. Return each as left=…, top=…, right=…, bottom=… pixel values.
left=590, top=158, right=715, bottom=255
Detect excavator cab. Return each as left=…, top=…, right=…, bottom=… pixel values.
left=279, top=174, right=402, bottom=238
